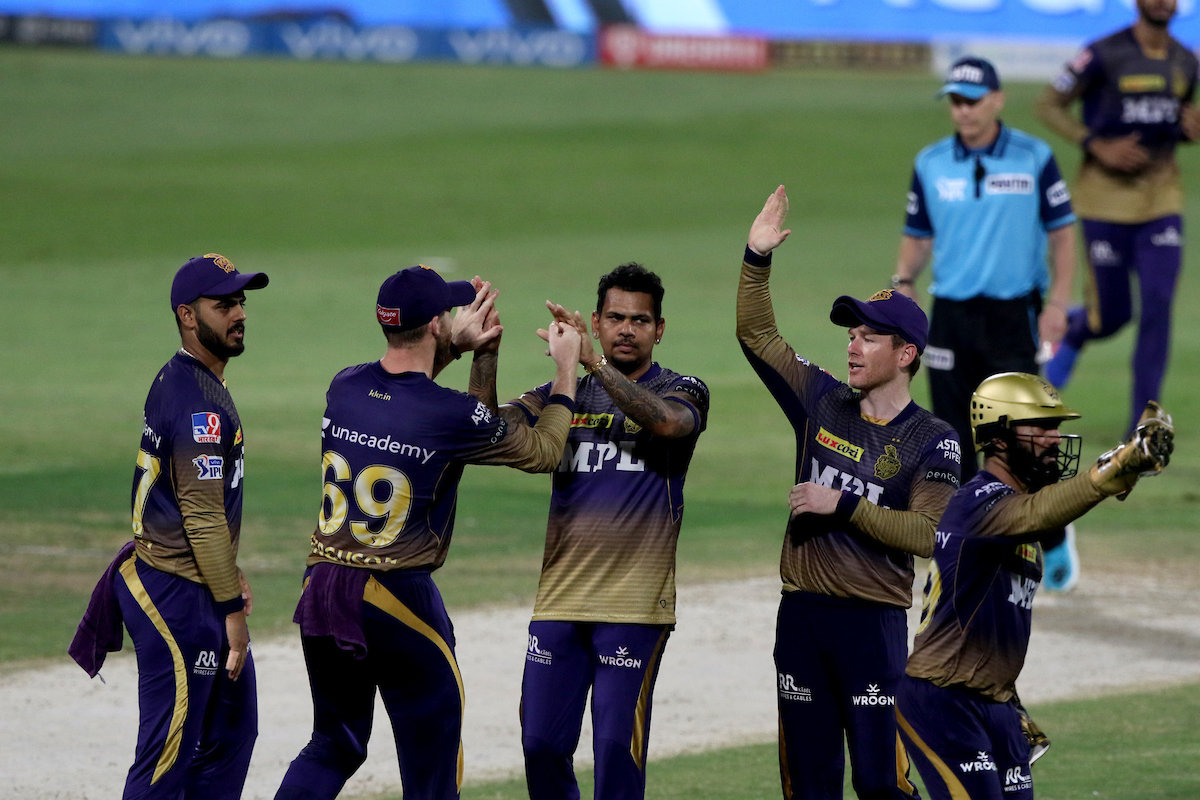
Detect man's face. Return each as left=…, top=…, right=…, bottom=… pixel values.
left=192, top=293, right=247, bottom=360
left=1013, top=423, right=1062, bottom=461
left=949, top=90, right=1004, bottom=142
left=1138, top=0, right=1176, bottom=26
left=846, top=325, right=906, bottom=391
left=592, top=288, right=664, bottom=375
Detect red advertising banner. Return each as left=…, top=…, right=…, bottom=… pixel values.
left=598, top=25, right=768, bottom=72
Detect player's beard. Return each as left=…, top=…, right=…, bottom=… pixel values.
left=197, top=315, right=245, bottom=360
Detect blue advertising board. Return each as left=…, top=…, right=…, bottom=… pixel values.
left=94, top=17, right=594, bottom=66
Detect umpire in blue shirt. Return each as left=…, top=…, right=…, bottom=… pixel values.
left=893, top=56, right=1077, bottom=481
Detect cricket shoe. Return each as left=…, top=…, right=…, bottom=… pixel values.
left=1042, top=523, right=1079, bottom=593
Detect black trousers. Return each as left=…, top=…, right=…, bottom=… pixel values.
left=926, top=293, right=1041, bottom=482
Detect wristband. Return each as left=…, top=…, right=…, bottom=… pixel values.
left=743, top=245, right=772, bottom=269
left=448, top=342, right=462, bottom=361
left=215, top=595, right=246, bottom=616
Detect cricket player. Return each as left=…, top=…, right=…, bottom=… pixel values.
left=739, top=186, right=961, bottom=800
left=899, top=374, right=1174, bottom=799
left=488, top=263, right=708, bottom=800
left=1038, top=0, right=1200, bottom=436
left=275, top=266, right=581, bottom=800
left=70, top=253, right=268, bottom=799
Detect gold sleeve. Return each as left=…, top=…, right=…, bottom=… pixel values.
left=847, top=480, right=954, bottom=558
left=471, top=401, right=571, bottom=473
left=174, top=452, right=242, bottom=604
left=1035, top=84, right=1089, bottom=146
left=737, top=260, right=812, bottom=390
left=975, top=471, right=1106, bottom=538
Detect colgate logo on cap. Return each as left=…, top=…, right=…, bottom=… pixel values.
left=377, top=304, right=401, bottom=326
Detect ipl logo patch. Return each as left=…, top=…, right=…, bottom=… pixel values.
left=192, top=412, right=222, bottom=443
left=193, top=454, right=224, bottom=481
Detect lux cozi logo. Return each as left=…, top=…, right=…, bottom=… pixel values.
left=810, top=458, right=884, bottom=504
left=558, top=441, right=644, bottom=473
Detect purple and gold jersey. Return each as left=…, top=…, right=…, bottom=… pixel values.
left=1053, top=28, right=1198, bottom=222
left=508, top=364, right=708, bottom=625
left=133, top=350, right=245, bottom=606
left=907, top=469, right=1106, bottom=702
left=309, top=362, right=572, bottom=572
left=737, top=263, right=960, bottom=608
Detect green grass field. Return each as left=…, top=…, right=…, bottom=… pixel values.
left=3, top=48, right=1199, bottom=796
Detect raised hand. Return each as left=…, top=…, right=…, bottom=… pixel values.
left=749, top=185, right=793, bottom=256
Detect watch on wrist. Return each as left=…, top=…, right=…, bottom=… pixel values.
left=585, top=355, right=608, bottom=374
left=890, top=275, right=914, bottom=289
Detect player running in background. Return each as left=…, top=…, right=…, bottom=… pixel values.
left=899, top=374, right=1173, bottom=800
left=1037, top=0, right=1199, bottom=435
left=71, top=254, right=268, bottom=799
left=274, top=266, right=580, bottom=800
left=485, top=264, right=707, bottom=800
left=739, top=186, right=960, bottom=800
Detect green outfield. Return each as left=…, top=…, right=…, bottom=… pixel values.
left=2, top=48, right=1199, bottom=796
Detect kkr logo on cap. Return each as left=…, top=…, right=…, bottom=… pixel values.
left=377, top=304, right=401, bottom=327
left=204, top=253, right=235, bottom=274
left=869, top=289, right=894, bottom=302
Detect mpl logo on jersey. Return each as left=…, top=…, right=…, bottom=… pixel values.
left=192, top=412, right=222, bottom=443
left=850, top=684, right=894, bottom=706
left=193, top=649, right=218, bottom=676
left=193, top=454, right=224, bottom=481
left=598, top=646, right=642, bottom=669
left=526, top=634, right=552, bottom=666
left=778, top=673, right=812, bottom=702
left=1008, top=574, right=1038, bottom=610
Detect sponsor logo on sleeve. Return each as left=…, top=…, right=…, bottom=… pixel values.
left=142, top=417, right=162, bottom=449
left=924, top=469, right=959, bottom=488
left=470, top=401, right=493, bottom=426
left=1008, top=574, right=1038, bottom=609
left=193, top=454, right=224, bottom=480
left=906, top=190, right=919, bottom=216
left=191, top=412, right=222, bottom=443
left=816, top=427, right=864, bottom=462
left=234, top=426, right=243, bottom=446
left=1052, top=70, right=1077, bottom=93
left=1068, top=48, right=1092, bottom=73
left=936, top=437, right=961, bottom=464
left=975, top=480, right=1009, bottom=497
left=1047, top=180, right=1071, bottom=207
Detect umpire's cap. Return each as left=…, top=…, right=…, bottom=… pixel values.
left=830, top=289, right=928, bottom=353
left=377, top=265, right=476, bottom=331
left=937, top=56, right=1001, bottom=100
left=171, top=253, right=268, bottom=310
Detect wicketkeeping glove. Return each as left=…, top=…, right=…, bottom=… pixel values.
left=1088, top=401, right=1174, bottom=500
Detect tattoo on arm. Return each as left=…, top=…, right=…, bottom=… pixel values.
left=469, top=353, right=499, bottom=410
left=594, top=366, right=695, bottom=438
left=499, top=405, right=528, bottom=427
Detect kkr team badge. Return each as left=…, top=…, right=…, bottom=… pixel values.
left=874, top=445, right=901, bottom=480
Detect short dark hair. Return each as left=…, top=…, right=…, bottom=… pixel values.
left=383, top=322, right=429, bottom=348
left=596, top=263, right=664, bottom=320
left=890, top=334, right=921, bottom=378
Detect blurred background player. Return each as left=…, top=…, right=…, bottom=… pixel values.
left=71, top=254, right=268, bottom=799
left=893, top=56, right=1076, bottom=484
left=489, top=264, right=708, bottom=800
left=739, top=186, right=961, bottom=800
left=275, top=266, right=580, bottom=800
left=1038, top=0, right=1199, bottom=435
left=899, top=373, right=1174, bottom=800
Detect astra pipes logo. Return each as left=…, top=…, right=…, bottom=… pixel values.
left=850, top=683, right=895, bottom=706
left=598, top=646, right=642, bottom=669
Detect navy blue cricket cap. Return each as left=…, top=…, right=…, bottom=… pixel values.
left=376, top=265, right=476, bottom=331
left=830, top=289, right=928, bottom=353
left=171, top=253, right=269, bottom=310
left=937, top=56, right=1001, bottom=100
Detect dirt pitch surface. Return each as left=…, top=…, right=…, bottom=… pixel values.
left=5, top=567, right=1200, bottom=799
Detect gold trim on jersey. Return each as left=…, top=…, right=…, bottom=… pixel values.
left=363, top=576, right=466, bottom=791
left=629, top=629, right=670, bottom=771
left=119, top=555, right=189, bottom=785
left=896, top=707, right=971, bottom=800
left=895, top=731, right=917, bottom=795
left=816, top=427, right=864, bottom=462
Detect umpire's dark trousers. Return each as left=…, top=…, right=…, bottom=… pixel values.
left=926, top=293, right=1041, bottom=481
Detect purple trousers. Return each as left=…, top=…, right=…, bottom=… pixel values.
left=897, top=677, right=1032, bottom=800
left=114, top=556, right=257, bottom=800
left=520, top=621, right=670, bottom=800
left=1066, top=215, right=1183, bottom=433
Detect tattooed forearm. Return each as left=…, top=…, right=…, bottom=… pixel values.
left=594, top=365, right=694, bottom=438
left=499, top=404, right=528, bottom=427
left=469, top=352, right=499, bottom=410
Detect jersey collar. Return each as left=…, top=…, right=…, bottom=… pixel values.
left=953, top=120, right=1009, bottom=161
